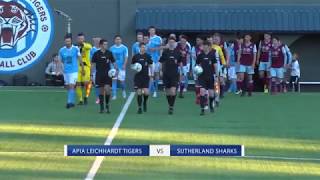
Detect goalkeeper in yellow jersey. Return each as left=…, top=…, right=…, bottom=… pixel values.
left=76, top=33, right=92, bottom=105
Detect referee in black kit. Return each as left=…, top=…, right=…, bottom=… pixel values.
left=196, top=41, right=218, bottom=116
left=131, top=43, right=153, bottom=114
left=91, top=39, right=116, bottom=113
left=159, top=37, right=183, bottom=115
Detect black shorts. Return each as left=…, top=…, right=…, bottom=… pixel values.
left=163, top=75, right=179, bottom=89
left=134, top=75, right=150, bottom=89
left=96, top=74, right=112, bottom=87
left=198, top=77, right=214, bottom=90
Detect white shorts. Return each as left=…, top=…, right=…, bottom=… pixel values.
left=228, top=66, right=237, bottom=80
left=117, top=70, right=126, bottom=81
left=64, top=72, right=78, bottom=85
left=152, top=62, right=161, bottom=73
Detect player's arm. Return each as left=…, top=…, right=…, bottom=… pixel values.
left=218, top=48, right=226, bottom=65
left=252, top=45, right=257, bottom=68
left=223, top=42, right=230, bottom=67
left=256, top=41, right=262, bottom=65
left=123, top=47, right=129, bottom=70
left=282, top=46, right=288, bottom=68
left=237, top=44, right=242, bottom=64
left=148, top=55, right=154, bottom=79
left=285, top=45, right=292, bottom=66
left=90, top=52, right=97, bottom=77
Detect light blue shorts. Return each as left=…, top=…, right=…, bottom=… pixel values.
left=238, top=65, right=254, bottom=75
left=259, top=61, right=270, bottom=71
left=270, top=67, right=284, bottom=79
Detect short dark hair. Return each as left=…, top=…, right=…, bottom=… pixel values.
left=139, top=42, right=146, bottom=47
left=273, top=36, right=280, bottom=41
left=77, top=32, right=85, bottom=37
left=99, top=39, right=107, bottom=45
left=168, top=37, right=176, bottom=41
left=203, top=41, right=211, bottom=46
left=179, top=35, right=188, bottom=40
left=52, top=53, right=58, bottom=58
left=114, top=35, right=122, bottom=39
left=64, top=33, right=72, bottom=40
left=148, top=26, right=156, bottom=30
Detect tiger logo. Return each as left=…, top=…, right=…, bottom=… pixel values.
left=0, top=0, right=35, bottom=49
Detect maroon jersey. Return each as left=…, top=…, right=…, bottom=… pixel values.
left=259, top=40, right=272, bottom=62
left=271, top=45, right=285, bottom=68
left=176, top=43, right=190, bottom=66
left=240, top=42, right=255, bottom=66
left=195, top=45, right=203, bottom=57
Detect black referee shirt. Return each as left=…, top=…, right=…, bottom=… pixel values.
left=159, top=49, right=182, bottom=77
left=92, top=49, right=115, bottom=76
left=131, top=53, right=153, bottom=78
left=196, top=50, right=217, bottom=79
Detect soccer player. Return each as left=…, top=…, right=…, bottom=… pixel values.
left=226, top=40, right=238, bottom=93
left=91, top=39, right=116, bottom=113
left=59, top=34, right=83, bottom=109
left=76, top=33, right=92, bottom=105
left=280, top=40, right=293, bottom=93
left=131, top=43, right=153, bottom=114
left=147, top=26, right=162, bottom=98
left=110, top=35, right=129, bottom=100
left=211, top=34, right=227, bottom=105
left=270, top=36, right=287, bottom=94
left=237, top=33, right=257, bottom=97
left=159, top=37, right=182, bottom=115
left=90, top=37, right=101, bottom=104
left=191, top=36, right=204, bottom=104
left=132, top=32, right=144, bottom=56
left=176, top=35, right=191, bottom=98
left=196, top=41, right=218, bottom=116
left=289, top=53, right=300, bottom=92
left=257, top=33, right=272, bottom=93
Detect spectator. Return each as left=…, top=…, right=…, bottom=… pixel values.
left=45, top=53, right=64, bottom=86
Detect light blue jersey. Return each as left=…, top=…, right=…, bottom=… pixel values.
left=227, top=45, right=236, bottom=66
left=59, top=45, right=80, bottom=73
left=147, top=35, right=162, bottom=63
left=132, top=42, right=140, bottom=56
left=110, top=44, right=128, bottom=69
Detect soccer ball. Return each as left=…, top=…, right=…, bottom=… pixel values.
left=108, top=69, right=117, bottom=78
left=193, top=65, right=203, bottom=75
left=131, top=63, right=142, bottom=72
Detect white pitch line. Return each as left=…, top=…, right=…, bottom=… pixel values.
left=244, top=155, right=320, bottom=161
left=85, top=92, right=135, bottom=180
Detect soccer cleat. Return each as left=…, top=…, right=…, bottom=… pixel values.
left=153, top=92, right=157, bottom=98
left=183, top=88, right=187, bottom=92
left=264, top=88, right=269, bottom=94
left=241, top=91, right=246, bottom=97
left=66, top=103, right=71, bottom=109
left=122, top=91, right=127, bottom=99
left=143, top=104, right=147, bottom=112
left=168, top=107, right=173, bottom=115
left=70, top=104, right=75, bottom=108
left=78, top=101, right=84, bottom=105
left=112, top=96, right=117, bottom=100
left=137, top=108, right=142, bottom=114
left=204, top=105, right=209, bottom=110
left=106, top=105, right=110, bottom=114
left=200, top=110, right=205, bottom=116
left=95, top=98, right=100, bottom=104
left=84, top=97, right=88, bottom=105
left=235, top=90, right=242, bottom=95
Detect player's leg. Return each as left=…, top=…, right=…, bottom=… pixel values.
left=142, top=88, right=149, bottom=112
left=168, top=85, right=177, bottom=115
left=84, top=66, right=91, bottom=105
left=112, top=78, right=117, bottom=100
left=270, top=68, right=277, bottom=95
left=136, top=88, right=143, bottom=114
left=259, top=62, right=268, bottom=93
left=76, top=70, right=84, bottom=105
left=208, top=77, right=215, bottom=113
left=99, top=84, right=106, bottom=113
left=278, top=68, right=285, bottom=93
left=92, top=72, right=100, bottom=104
left=236, top=65, right=245, bottom=95
left=199, top=86, right=207, bottom=116
left=152, top=63, right=160, bottom=98
left=247, top=66, right=255, bottom=96
left=179, top=71, right=185, bottom=98
left=117, top=70, right=126, bottom=99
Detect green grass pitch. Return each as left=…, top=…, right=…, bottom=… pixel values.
left=0, top=87, right=319, bottom=180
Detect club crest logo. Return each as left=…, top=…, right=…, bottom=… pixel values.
left=0, top=0, right=54, bottom=73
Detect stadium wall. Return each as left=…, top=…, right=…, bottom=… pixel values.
left=0, top=0, right=319, bottom=86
